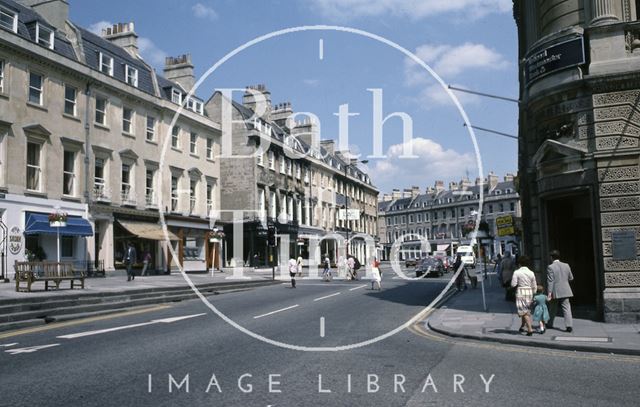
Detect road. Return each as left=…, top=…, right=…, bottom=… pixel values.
left=1, top=265, right=639, bottom=406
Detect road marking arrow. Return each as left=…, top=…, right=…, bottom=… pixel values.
left=0, top=343, right=18, bottom=347
left=5, top=344, right=60, bottom=355
left=56, top=313, right=207, bottom=339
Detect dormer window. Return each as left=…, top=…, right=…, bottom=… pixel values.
left=36, top=23, right=54, bottom=49
left=99, top=53, right=114, bottom=76
left=171, top=88, right=182, bottom=105
left=186, top=97, right=204, bottom=114
left=495, top=190, right=502, bottom=195
left=0, top=7, right=18, bottom=33
left=125, top=65, right=138, bottom=87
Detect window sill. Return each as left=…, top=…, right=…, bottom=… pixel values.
left=122, top=132, right=136, bottom=139
left=24, top=190, right=47, bottom=198
left=62, top=113, right=81, bottom=122
left=26, top=102, right=47, bottom=112
left=0, top=92, right=8, bottom=100
left=94, top=123, right=110, bottom=131
left=206, top=158, right=215, bottom=163
left=171, top=147, right=182, bottom=153
left=189, top=153, right=200, bottom=159
left=61, top=195, right=81, bottom=202
left=145, top=139, right=158, bottom=146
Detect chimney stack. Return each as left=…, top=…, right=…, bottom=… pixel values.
left=488, top=171, right=499, bottom=190
left=164, top=54, right=195, bottom=92
left=243, top=84, right=272, bottom=120
left=272, top=102, right=293, bottom=128
left=434, top=180, right=445, bottom=193
left=19, top=0, right=68, bottom=31
left=411, top=186, right=420, bottom=198
left=102, top=22, right=138, bottom=57
left=449, top=181, right=458, bottom=191
left=320, top=140, right=335, bottom=155
left=504, top=173, right=515, bottom=182
left=392, top=189, right=401, bottom=200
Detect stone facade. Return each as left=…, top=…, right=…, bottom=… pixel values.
left=0, top=0, right=221, bottom=276
left=515, top=0, right=640, bottom=322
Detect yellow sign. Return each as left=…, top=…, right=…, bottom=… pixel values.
left=496, top=215, right=514, bottom=237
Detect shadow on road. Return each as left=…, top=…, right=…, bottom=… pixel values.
left=363, top=280, right=447, bottom=306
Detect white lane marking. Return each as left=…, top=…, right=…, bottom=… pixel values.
left=253, top=305, right=299, bottom=319
left=348, top=284, right=367, bottom=291
left=6, top=343, right=59, bottom=355
left=57, top=314, right=206, bottom=339
left=319, top=38, right=324, bottom=60
left=0, top=343, right=18, bottom=347
left=320, top=317, right=325, bottom=338
left=313, top=292, right=341, bottom=301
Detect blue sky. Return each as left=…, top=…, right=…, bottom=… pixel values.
left=70, top=0, right=519, bottom=194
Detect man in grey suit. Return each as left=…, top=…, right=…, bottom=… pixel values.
left=125, top=242, right=137, bottom=282
left=547, top=250, right=574, bottom=332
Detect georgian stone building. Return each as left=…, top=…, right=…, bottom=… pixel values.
left=206, top=86, right=378, bottom=267
left=514, top=0, right=640, bottom=322
left=377, top=173, right=521, bottom=261
left=0, top=0, right=221, bottom=276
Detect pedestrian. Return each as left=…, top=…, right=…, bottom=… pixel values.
left=493, top=253, right=502, bottom=282
left=500, top=251, right=516, bottom=302
left=347, top=256, right=355, bottom=280
left=289, top=257, right=297, bottom=288
left=323, top=254, right=332, bottom=282
left=253, top=253, right=259, bottom=269
left=141, top=250, right=152, bottom=276
left=511, top=255, right=537, bottom=336
left=532, top=285, right=550, bottom=334
left=124, top=242, right=137, bottom=281
left=370, top=257, right=381, bottom=290
left=296, top=255, right=303, bottom=277
left=453, top=254, right=466, bottom=291
left=547, top=249, right=574, bottom=333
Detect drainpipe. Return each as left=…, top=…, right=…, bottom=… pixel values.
left=83, top=83, right=92, bottom=266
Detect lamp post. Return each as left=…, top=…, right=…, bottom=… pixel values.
left=344, top=159, right=368, bottom=260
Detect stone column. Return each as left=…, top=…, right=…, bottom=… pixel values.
left=591, top=0, right=619, bottom=25
left=525, top=0, right=538, bottom=47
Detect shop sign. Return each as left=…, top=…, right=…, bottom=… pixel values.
left=9, top=226, right=22, bottom=255
left=525, top=37, right=585, bottom=85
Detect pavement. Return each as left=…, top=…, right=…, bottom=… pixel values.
left=0, top=267, right=280, bottom=300
left=427, top=272, right=640, bottom=356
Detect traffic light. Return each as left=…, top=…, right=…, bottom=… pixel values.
left=267, top=225, right=276, bottom=247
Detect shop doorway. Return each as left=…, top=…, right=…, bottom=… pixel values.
left=544, top=192, right=600, bottom=320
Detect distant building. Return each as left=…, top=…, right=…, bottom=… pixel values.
left=514, top=0, right=640, bottom=322
left=377, top=173, right=521, bottom=262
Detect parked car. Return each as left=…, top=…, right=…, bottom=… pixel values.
left=416, top=257, right=444, bottom=278
left=456, top=245, right=476, bottom=267
left=405, top=258, right=418, bottom=268
left=433, top=251, right=450, bottom=271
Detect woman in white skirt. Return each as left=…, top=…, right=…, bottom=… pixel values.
left=511, top=255, right=537, bottom=336
left=370, top=258, right=382, bottom=290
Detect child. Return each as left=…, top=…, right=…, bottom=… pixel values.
left=532, top=285, right=550, bottom=334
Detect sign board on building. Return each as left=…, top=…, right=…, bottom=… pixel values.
left=525, top=37, right=585, bottom=85
left=496, top=215, right=515, bottom=237
left=338, top=209, right=361, bottom=221
left=9, top=226, right=22, bottom=255
left=612, top=230, right=637, bottom=261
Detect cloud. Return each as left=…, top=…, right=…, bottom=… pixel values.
left=192, top=3, right=219, bottom=20
left=137, top=37, right=168, bottom=69
left=87, top=21, right=167, bottom=70
left=404, top=43, right=508, bottom=108
left=368, top=137, right=477, bottom=192
left=87, top=21, right=113, bottom=36
left=306, top=0, right=511, bottom=21
left=406, top=42, right=509, bottom=82
left=303, top=79, right=320, bottom=86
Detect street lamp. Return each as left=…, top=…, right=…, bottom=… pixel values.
left=344, top=159, right=368, bottom=259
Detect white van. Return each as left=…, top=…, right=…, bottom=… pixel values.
left=456, top=246, right=476, bottom=267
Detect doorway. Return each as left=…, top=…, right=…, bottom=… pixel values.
left=545, top=192, right=600, bottom=319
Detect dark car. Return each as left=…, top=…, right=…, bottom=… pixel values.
left=405, top=258, right=418, bottom=268
left=416, top=257, right=444, bottom=278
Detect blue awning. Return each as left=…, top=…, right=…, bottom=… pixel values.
left=24, top=212, right=93, bottom=237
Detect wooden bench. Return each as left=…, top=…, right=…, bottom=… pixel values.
left=15, top=261, right=86, bottom=292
